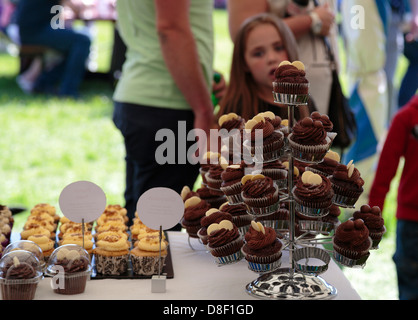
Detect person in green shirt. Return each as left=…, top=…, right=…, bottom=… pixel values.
left=113, top=0, right=224, bottom=227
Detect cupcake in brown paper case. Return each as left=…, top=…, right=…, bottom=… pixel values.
left=273, top=60, right=309, bottom=96
left=333, top=219, right=371, bottom=266
left=306, top=149, right=340, bottom=177
left=352, top=205, right=385, bottom=249
left=220, top=162, right=245, bottom=204
left=243, top=114, right=284, bottom=163
left=293, top=171, right=334, bottom=217
left=330, top=160, right=364, bottom=208
left=181, top=196, right=211, bottom=238
left=198, top=208, right=233, bottom=245
left=288, top=116, right=332, bottom=163
left=219, top=202, right=252, bottom=236
left=241, top=174, right=279, bottom=216
left=207, top=220, right=243, bottom=265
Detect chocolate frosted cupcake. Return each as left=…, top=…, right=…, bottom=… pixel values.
left=288, top=116, right=332, bottom=163
left=242, top=221, right=283, bottom=273
left=220, top=163, right=245, bottom=204
left=353, top=205, right=385, bottom=249
left=260, top=159, right=288, bottom=189
left=310, top=111, right=336, bottom=141
left=333, top=219, right=371, bottom=267
left=198, top=208, right=233, bottom=245
left=205, top=157, right=229, bottom=196
left=196, top=186, right=226, bottom=209
left=255, top=206, right=289, bottom=234
left=321, top=204, right=341, bottom=226
left=273, top=60, right=309, bottom=98
left=199, top=151, right=221, bottom=186
left=180, top=185, right=199, bottom=202
left=241, top=174, right=280, bottom=216
left=306, top=150, right=340, bottom=177
left=219, top=202, right=252, bottom=236
left=181, top=196, right=211, bottom=238
left=218, top=113, right=245, bottom=157
left=243, top=114, right=284, bottom=163
left=46, top=245, right=91, bottom=295
left=207, top=220, right=244, bottom=265
left=293, top=171, right=334, bottom=217
left=0, top=250, right=43, bottom=300
left=330, top=160, right=364, bottom=208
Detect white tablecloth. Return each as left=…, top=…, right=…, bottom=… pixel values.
left=29, top=231, right=361, bottom=300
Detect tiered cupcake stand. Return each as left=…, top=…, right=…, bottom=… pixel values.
left=244, top=88, right=337, bottom=300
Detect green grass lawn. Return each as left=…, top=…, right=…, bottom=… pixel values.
left=0, top=10, right=403, bottom=300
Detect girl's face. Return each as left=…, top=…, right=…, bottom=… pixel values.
left=244, top=23, right=289, bottom=94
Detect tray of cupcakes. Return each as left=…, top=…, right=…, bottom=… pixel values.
left=0, top=202, right=174, bottom=299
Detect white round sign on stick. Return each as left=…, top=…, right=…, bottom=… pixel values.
left=136, top=187, right=184, bottom=231
left=59, top=180, right=107, bottom=223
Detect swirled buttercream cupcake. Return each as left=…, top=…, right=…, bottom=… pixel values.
left=242, top=221, right=283, bottom=272
left=181, top=196, right=211, bottom=238
left=93, top=234, right=130, bottom=275
left=197, top=208, right=233, bottom=245
left=306, top=150, right=340, bottom=177
left=330, top=160, right=364, bottom=208
left=207, top=220, right=243, bottom=265
left=293, top=171, right=333, bottom=217
left=352, top=205, right=385, bottom=249
left=260, top=159, right=288, bottom=189
left=205, top=157, right=229, bottom=196
left=130, top=235, right=168, bottom=276
left=241, top=174, right=279, bottom=216
left=243, top=114, right=284, bottom=163
left=288, top=116, right=332, bottom=163
left=220, top=163, right=245, bottom=204
left=273, top=60, right=309, bottom=95
left=333, top=219, right=371, bottom=267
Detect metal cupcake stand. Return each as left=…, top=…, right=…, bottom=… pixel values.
left=242, top=86, right=373, bottom=300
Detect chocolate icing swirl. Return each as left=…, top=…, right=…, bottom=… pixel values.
left=208, top=225, right=240, bottom=248
left=242, top=176, right=276, bottom=198
left=248, top=121, right=274, bottom=141
left=332, top=164, right=365, bottom=189
left=184, top=200, right=211, bottom=221
left=291, top=117, right=327, bottom=144
left=220, top=118, right=244, bottom=131
left=200, top=211, right=233, bottom=227
left=334, top=219, right=370, bottom=251
left=55, top=257, right=89, bottom=273
left=353, top=206, right=384, bottom=231
left=244, top=226, right=278, bottom=251
left=294, top=174, right=333, bottom=201
left=221, top=165, right=244, bottom=185
left=4, top=262, right=36, bottom=279
left=274, top=65, right=308, bottom=83
left=207, top=165, right=224, bottom=180
left=311, top=112, right=333, bottom=132
left=220, top=203, right=248, bottom=216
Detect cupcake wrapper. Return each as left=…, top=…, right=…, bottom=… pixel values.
left=272, top=83, right=310, bottom=105
left=232, top=214, right=252, bottom=228
left=332, top=237, right=372, bottom=268
left=243, top=135, right=284, bottom=163
left=199, top=168, right=208, bottom=184
left=208, top=236, right=244, bottom=262
left=288, top=134, right=332, bottom=163
left=94, top=253, right=129, bottom=275
left=292, top=189, right=332, bottom=218
left=130, top=254, right=166, bottom=276
left=293, top=247, right=330, bottom=275
left=0, top=272, right=42, bottom=300
left=52, top=270, right=91, bottom=295
left=244, top=253, right=282, bottom=273
left=256, top=219, right=289, bottom=232
left=241, top=184, right=280, bottom=216
left=205, top=173, right=223, bottom=190
left=331, top=183, right=362, bottom=208
left=237, top=224, right=251, bottom=237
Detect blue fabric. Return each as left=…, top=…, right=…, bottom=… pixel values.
left=393, top=219, right=418, bottom=300
left=343, top=84, right=378, bottom=164
left=399, top=38, right=418, bottom=108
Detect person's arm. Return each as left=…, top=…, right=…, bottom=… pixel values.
left=227, top=0, right=334, bottom=40
left=155, top=0, right=214, bottom=155
left=368, top=112, right=408, bottom=211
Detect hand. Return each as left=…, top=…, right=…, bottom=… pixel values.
left=193, top=110, right=214, bottom=162
left=313, top=3, right=335, bottom=36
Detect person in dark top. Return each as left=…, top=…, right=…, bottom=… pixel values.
left=16, top=0, right=90, bottom=98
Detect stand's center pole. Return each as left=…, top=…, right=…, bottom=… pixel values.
left=287, top=105, right=295, bottom=270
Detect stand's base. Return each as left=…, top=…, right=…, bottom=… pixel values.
left=245, top=268, right=337, bottom=300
